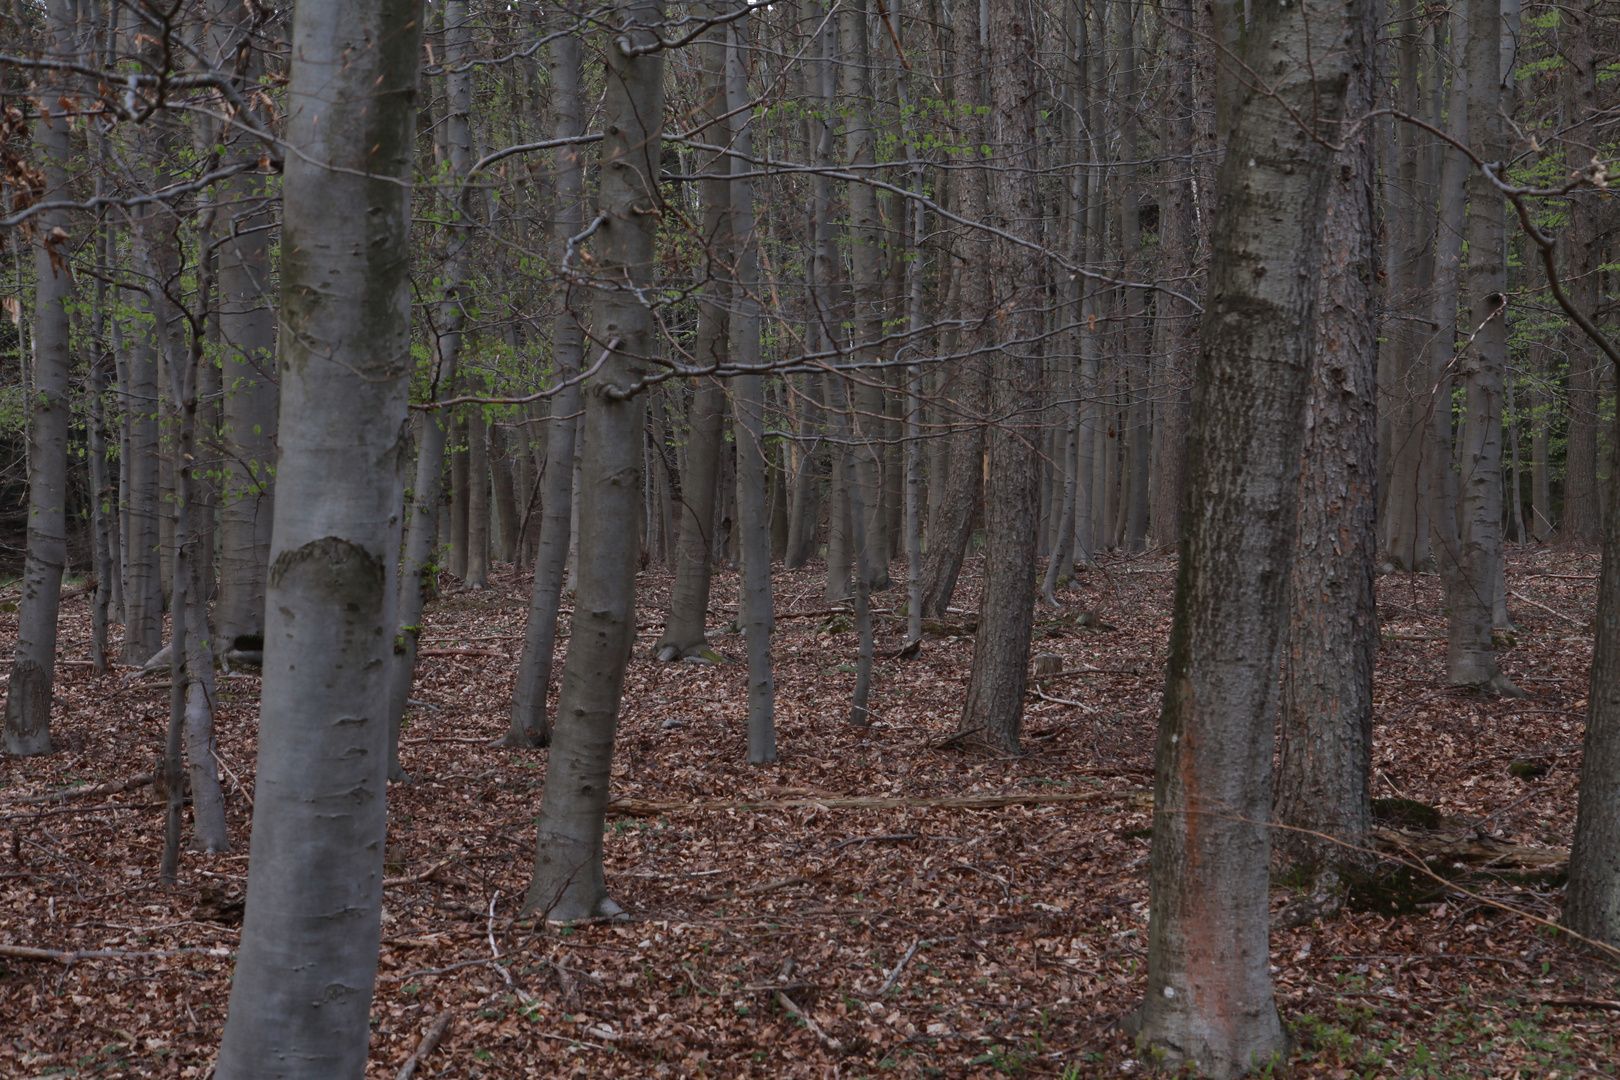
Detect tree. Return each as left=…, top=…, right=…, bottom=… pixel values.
left=2, top=0, right=74, bottom=758
left=1274, top=3, right=1378, bottom=908
left=955, top=0, right=1042, bottom=753
left=214, top=0, right=424, bottom=1072
left=1127, top=0, right=1368, bottom=1070
left=523, top=0, right=663, bottom=922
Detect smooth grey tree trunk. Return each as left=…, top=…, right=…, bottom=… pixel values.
left=505, top=23, right=588, bottom=748
left=727, top=16, right=777, bottom=763
left=386, top=0, right=476, bottom=777
left=1128, top=0, right=1364, bottom=1069
left=656, top=6, right=729, bottom=661
left=1450, top=0, right=1521, bottom=694
left=214, top=0, right=422, bottom=1072
left=2, top=0, right=74, bottom=757
left=1274, top=18, right=1377, bottom=900
left=523, top=0, right=662, bottom=922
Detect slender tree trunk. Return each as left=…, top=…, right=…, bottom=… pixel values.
left=213, top=0, right=278, bottom=650
left=215, top=0, right=422, bottom=1071
left=1562, top=3, right=1601, bottom=544
left=657, top=6, right=730, bottom=661
left=523, top=0, right=662, bottom=922
left=506, top=24, right=588, bottom=748
left=1153, top=2, right=1196, bottom=551
left=3, top=0, right=74, bottom=756
left=1129, top=0, right=1364, bottom=1067
left=1451, top=0, right=1520, bottom=693
left=727, top=16, right=777, bottom=763
left=1275, top=21, right=1378, bottom=899
left=466, top=411, right=491, bottom=587
left=386, top=0, right=476, bottom=776
left=1532, top=348, right=1553, bottom=539
left=491, top=426, right=520, bottom=562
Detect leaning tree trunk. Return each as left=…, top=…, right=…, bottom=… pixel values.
left=727, top=13, right=777, bottom=763
left=1274, top=15, right=1377, bottom=906
left=504, top=17, right=588, bottom=747
left=1128, top=0, right=1364, bottom=1070
left=957, top=0, right=1042, bottom=754
left=656, top=5, right=729, bottom=662
left=214, top=0, right=422, bottom=1073
left=2, top=0, right=74, bottom=757
left=523, top=0, right=662, bottom=922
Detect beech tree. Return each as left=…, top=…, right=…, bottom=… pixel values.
left=214, top=0, right=424, bottom=1073
left=1129, top=0, right=1369, bottom=1072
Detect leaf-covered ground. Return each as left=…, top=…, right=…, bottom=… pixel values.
left=1, top=546, right=1617, bottom=1078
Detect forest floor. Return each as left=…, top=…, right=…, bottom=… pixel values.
left=1, top=545, right=1618, bottom=1079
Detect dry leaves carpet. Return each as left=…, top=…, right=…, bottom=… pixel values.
left=1, top=547, right=1617, bottom=1078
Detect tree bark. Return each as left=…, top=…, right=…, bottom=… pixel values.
left=3, top=0, right=74, bottom=757
left=1275, top=20, right=1378, bottom=891
left=506, top=22, right=588, bottom=748
left=523, top=0, right=662, bottom=922
left=726, top=14, right=777, bottom=764
left=466, top=410, right=491, bottom=587
left=656, top=5, right=729, bottom=661
left=215, top=0, right=422, bottom=1071
left=956, top=0, right=1042, bottom=753
left=1129, top=0, right=1364, bottom=1068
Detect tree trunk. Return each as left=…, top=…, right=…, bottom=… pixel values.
left=523, top=0, right=662, bottom=922
left=466, top=411, right=491, bottom=587
left=3, top=0, right=74, bottom=757
left=1128, top=0, right=1364, bottom=1067
left=957, top=0, right=1042, bottom=753
left=1153, top=3, right=1196, bottom=552
left=491, top=425, right=519, bottom=563
left=1561, top=2, right=1602, bottom=544
left=386, top=0, right=476, bottom=777
left=656, top=5, right=730, bottom=661
left=215, top=0, right=422, bottom=1071
left=1274, top=23, right=1377, bottom=896
left=506, top=22, right=588, bottom=748
left=727, top=17, right=777, bottom=764
left=213, top=0, right=278, bottom=650
left=1451, top=0, right=1520, bottom=693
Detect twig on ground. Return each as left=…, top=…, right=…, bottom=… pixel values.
left=3, top=774, right=152, bottom=806
left=867, top=938, right=920, bottom=998
left=1509, top=590, right=1586, bottom=628
left=395, top=1009, right=454, bottom=1080
left=774, top=989, right=848, bottom=1052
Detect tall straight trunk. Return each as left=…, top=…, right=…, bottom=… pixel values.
left=957, top=0, right=1042, bottom=753
left=1275, top=18, right=1377, bottom=892
left=1129, top=0, right=1364, bottom=1068
left=917, top=0, right=987, bottom=617
left=1116, top=0, right=1150, bottom=552
left=449, top=414, right=470, bottom=577
left=122, top=300, right=164, bottom=663
left=1570, top=413, right=1620, bottom=946
left=1153, top=3, right=1196, bottom=551
left=491, top=425, right=520, bottom=561
left=213, top=1, right=278, bottom=650
left=506, top=24, right=589, bottom=747
left=727, top=18, right=776, bottom=763
left=1451, top=0, right=1519, bottom=692
left=842, top=0, right=889, bottom=589
left=784, top=371, right=823, bottom=567
left=466, top=411, right=491, bottom=587
left=657, top=6, right=730, bottom=660
left=89, top=269, right=114, bottom=673
left=523, top=0, right=662, bottom=922
left=1562, top=4, right=1602, bottom=543
left=2, top=0, right=74, bottom=756
left=387, top=0, right=476, bottom=776
left=1532, top=348, right=1553, bottom=539
left=215, top=0, right=422, bottom=1071
left=1382, top=0, right=1434, bottom=570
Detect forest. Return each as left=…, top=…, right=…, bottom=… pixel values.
left=1, top=0, right=1619, bottom=1076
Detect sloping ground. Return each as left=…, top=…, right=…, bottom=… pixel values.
left=0, top=545, right=1615, bottom=1078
